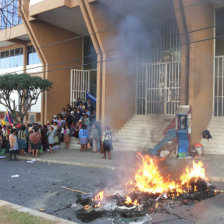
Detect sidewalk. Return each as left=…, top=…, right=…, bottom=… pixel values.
left=17, top=145, right=224, bottom=183
left=0, top=200, right=76, bottom=224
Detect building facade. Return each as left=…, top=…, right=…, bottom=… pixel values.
left=0, top=0, right=224, bottom=148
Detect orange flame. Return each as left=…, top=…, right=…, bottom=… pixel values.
left=93, top=191, right=104, bottom=201
left=180, top=161, right=207, bottom=186
left=124, top=196, right=139, bottom=206
left=84, top=205, right=91, bottom=210
left=130, top=154, right=207, bottom=195
left=92, top=191, right=104, bottom=208
left=133, top=154, right=181, bottom=194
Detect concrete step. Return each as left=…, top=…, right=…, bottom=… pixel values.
left=114, top=136, right=163, bottom=142
left=200, top=144, right=224, bottom=149
left=200, top=117, right=224, bottom=154
left=115, top=131, right=164, bottom=137
left=114, top=141, right=163, bottom=149
left=201, top=138, right=224, bottom=144
left=131, top=115, right=174, bottom=119
left=113, top=145, right=148, bottom=151
left=204, top=147, right=224, bottom=154
left=117, top=127, right=165, bottom=136
left=121, top=125, right=169, bottom=130
left=113, top=114, right=174, bottom=152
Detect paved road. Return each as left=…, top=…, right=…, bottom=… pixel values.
left=0, top=159, right=223, bottom=224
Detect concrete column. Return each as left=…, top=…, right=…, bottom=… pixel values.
left=80, top=1, right=136, bottom=132
left=174, top=0, right=214, bottom=144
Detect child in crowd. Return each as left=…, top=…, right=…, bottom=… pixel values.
left=64, top=124, right=70, bottom=149
left=47, top=125, right=55, bottom=153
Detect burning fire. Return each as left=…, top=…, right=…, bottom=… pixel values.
left=92, top=191, right=104, bottom=208
left=133, top=154, right=181, bottom=194
left=124, top=196, right=139, bottom=206
left=87, top=154, right=208, bottom=209
left=180, top=161, right=207, bottom=186
left=84, top=205, right=91, bottom=210
left=129, top=154, right=207, bottom=195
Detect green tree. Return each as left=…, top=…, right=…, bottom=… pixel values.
left=0, top=73, right=52, bottom=123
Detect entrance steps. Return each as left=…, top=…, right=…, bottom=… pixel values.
left=61, top=137, right=80, bottom=149
left=113, top=114, right=174, bottom=151
left=200, top=117, right=224, bottom=154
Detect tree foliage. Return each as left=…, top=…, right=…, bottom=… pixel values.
left=0, top=73, right=52, bottom=123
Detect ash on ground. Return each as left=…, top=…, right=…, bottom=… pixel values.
left=73, top=179, right=217, bottom=223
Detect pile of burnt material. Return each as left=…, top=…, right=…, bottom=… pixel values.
left=75, top=179, right=217, bottom=223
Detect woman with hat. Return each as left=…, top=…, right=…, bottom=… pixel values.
left=18, top=125, right=27, bottom=156
left=9, top=129, right=18, bottom=161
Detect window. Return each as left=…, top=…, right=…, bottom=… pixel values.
left=27, top=46, right=41, bottom=65
left=216, top=8, right=224, bottom=56
left=83, top=36, right=97, bottom=70
left=0, top=47, right=23, bottom=69
left=0, top=0, right=22, bottom=30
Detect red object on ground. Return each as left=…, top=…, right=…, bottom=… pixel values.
left=193, top=143, right=203, bottom=147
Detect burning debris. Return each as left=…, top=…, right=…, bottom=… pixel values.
left=75, top=154, right=218, bottom=223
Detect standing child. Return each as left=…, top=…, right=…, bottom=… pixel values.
left=102, top=126, right=113, bottom=159
left=47, top=126, right=55, bottom=153
left=64, top=124, right=70, bottom=148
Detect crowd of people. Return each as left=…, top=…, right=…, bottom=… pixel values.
left=0, top=98, right=113, bottom=161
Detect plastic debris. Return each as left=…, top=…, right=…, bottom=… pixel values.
left=39, top=208, right=46, bottom=212
left=27, top=159, right=36, bottom=163
left=11, top=175, right=20, bottom=178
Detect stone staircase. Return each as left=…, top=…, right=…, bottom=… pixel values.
left=201, top=117, right=224, bottom=154
left=61, top=137, right=80, bottom=149
left=113, top=114, right=175, bottom=151
left=70, top=137, right=80, bottom=149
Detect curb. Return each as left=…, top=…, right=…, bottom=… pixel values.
left=209, top=176, right=224, bottom=183
left=0, top=200, right=76, bottom=224
left=18, top=156, right=116, bottom=170
left=17, top=156, right=224, bottom=183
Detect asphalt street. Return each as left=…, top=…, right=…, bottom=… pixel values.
left=0, top=159, right=223, bottom=224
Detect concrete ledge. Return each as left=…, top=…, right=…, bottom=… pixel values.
left=0, top=200, right=76, bottom=224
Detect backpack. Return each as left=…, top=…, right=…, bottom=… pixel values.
left=30, top=132, right=41, bottom=144
left=202, top=130, right=212, bottom=139
left=104, top=130, right=112, bottom=140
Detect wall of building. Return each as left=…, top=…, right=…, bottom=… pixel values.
left=24, top=20, right=82, bottom=122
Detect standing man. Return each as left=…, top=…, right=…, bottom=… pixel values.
left=29, top=126, right=41, bottom=157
